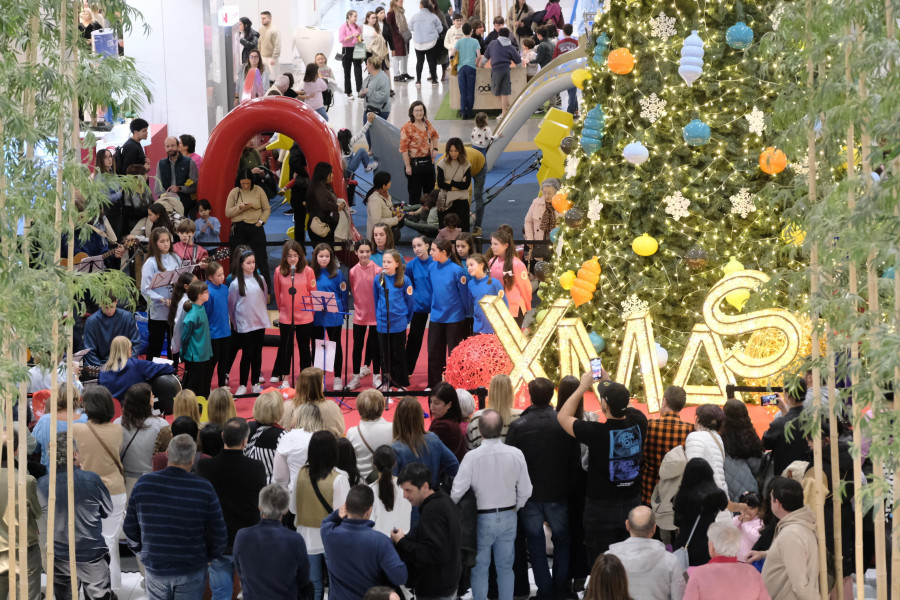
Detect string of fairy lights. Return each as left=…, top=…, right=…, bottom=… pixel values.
left=549, top=0, right=808, bottom=387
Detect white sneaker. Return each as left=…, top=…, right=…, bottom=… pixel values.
left=360, top=366, right=372, bottom=378
left=373, top=374, right=382, bottom=389
left=279, top=380, right=290, bottom=389
left=258, top=375, right=265, bottom=384
left=270, top=376, right=280, bottom=383
left=333, top=377, right=344, bottom=391
left=347, top=374, right=362, bottom=390
left=365, top=160, right=379, bottom=172
left=252, top=384, right=263, bottom=394
left=235, top=385, right=247, bottom=395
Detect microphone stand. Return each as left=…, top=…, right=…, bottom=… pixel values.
left=381, top=273, right=393, bottom=399
left=288, top=265, right=297, bottom=388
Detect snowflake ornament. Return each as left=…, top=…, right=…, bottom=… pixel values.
left=745, top=106, right=765, bottom=135
left=729, top=188, right=756, bottom=218
left=770, top=4, right=786, bottom=30
left=663, top=191, right=690, bottom=221
left=649, top=12, right=677, bottom=41
left=621, top=294, right=650, bottom=318
left=587, top=198, right=603, bottom=221
left=565, top=155, right=581, bottom=178
left=639, top=93, right=667, bottom=124
left=791, top=155, right=809, bottom=176
left=555, top=235, right=565, bottom=258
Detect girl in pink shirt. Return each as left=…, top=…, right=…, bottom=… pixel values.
left=348, top=239, right=382, bottom=390
left=487, top=229, right=532, bottom=325
left=339, top=10, right=364, bottom=97
left=302, top=63, right=330, bottom=121
left=272, top=240, right=317, bottom=388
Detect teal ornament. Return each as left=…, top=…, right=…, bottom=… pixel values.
left=582, top=128, right=602, bottom=140
left=593, top=32, right=609, bottom=59
left=581, top=138, right=601, bottom=153
left=589, top=332, right=606, bottom=353
left=683, top=119, right=711, bottom=146
left=883, top=267, right=896, bottom=280
left=581, top=107, right=605, bottom=154
left=549, top=227, right=561, bottom=244
left=726, top=22, right=754, bottom=50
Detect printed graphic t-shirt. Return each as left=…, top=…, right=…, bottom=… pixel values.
left=573, top=408, right=648, bottom=501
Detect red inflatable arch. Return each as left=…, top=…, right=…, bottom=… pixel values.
left=197, top=96, right=345, bottom=234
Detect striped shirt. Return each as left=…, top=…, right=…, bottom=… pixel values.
left=123, top=466, right=227, bottom=576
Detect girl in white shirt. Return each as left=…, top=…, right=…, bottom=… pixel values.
left=368, top=445, right=412, bottom=536
left=140, top=228, right=182, bottom=360
left=227, top=249, right=270, bottom=395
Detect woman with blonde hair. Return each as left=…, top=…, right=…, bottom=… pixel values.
left=281, top=367, right=345, bottom=437
left=391, top=397, right=458, bottom=489
left=98, top=335, right=173, bottom=401
left=466, top=373, right=522, bottom=448
left=273, top=403, right=328, bottom=512
left=345, top=389, right=394, bottom=478
left=246, top=391, right=286, bottom=482
left=172, top=389, right=202, bottom=423
left=206, top=387, right=237, bottom=427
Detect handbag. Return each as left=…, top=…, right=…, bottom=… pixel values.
left=86, top=422, right=126, bottom=482
left=353, top=41, right=367, bottom=60
left=673, top=514, right=701, bottom=572
left=309, top=216, right=332, bottom=237
left=450, top=52, right=459, bottom=76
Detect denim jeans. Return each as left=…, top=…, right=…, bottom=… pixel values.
left=315, top=106, right=329, bottom=121
left=309, top=552, right=325, bottom=600
left=519, top=500, right=570, bottom=600
left=145, top=568, right=206, bottom=600
left=473, top=510, right=517, bottom=600
left=458, top=65, right=476, bottom=117
left=346, top=148, right=371, bottom=174
left=54, top=553, right=111, bottom=600
left=566, top=87, right=578, bottom=114
left=208, top=554, right=235, bottom=600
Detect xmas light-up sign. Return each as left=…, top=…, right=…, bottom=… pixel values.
left=482, top=270, right=803, bottom=412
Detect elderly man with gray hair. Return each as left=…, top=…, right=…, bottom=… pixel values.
left=606, top=505, right=686, bottom=600
left=123, top=434, right=227, bottom=599
left=451, top=409, right=532, bottom=600
left=682, top=522, right=769, bottom=600
left=233, top=484, right=311, bottom=600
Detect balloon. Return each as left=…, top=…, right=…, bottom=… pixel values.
left=571, top=68, right=593, bottom=89
left=589, top=332, right=606, bottom=353
left=552, top=191, right=573, bottom=213
left=534, top=260, right=552, bottom=281
left=565, top=207, right=584, bottom=228
left=559, top=270, right=576, bottom=290
left=560, top=136, right=577, bottom=154
left=150, top=374, right=182, bottom=415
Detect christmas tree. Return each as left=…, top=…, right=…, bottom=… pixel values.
left=546, top=0, right=803, bottom=391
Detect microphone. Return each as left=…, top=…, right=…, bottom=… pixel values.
left=380, top=273, right=386, bottom=288
left=289, top=264, right=297, bottom=295
left=290, top=264, right=296, bottom=274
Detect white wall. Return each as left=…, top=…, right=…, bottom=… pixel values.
left=125, top=0, right=213, bottom=153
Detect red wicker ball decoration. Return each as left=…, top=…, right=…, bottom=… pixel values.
left=444, top=334, right=514, bottom=390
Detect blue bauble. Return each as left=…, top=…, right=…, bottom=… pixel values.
left=581, top=137, right=602, bottom=153
left=883, top=267, right=896, bottom=280
left=726, top=22, right=754, bottom=50
left=589, top=332, right=606, bottom=353
left=683, top=119, right=712, bottom=146
left=549, top=227, right=561, bottom=244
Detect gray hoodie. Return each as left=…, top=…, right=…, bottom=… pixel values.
left=606, top=536, right=686, bottom=600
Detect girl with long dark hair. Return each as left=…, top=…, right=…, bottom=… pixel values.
left=426, top=238, right=470, bottom=389
left=368, top=445, right=411, bottom=536
left=141, top=227, right=182, bottom=360
left=237, top=16, right=259, bottom=64
left=400, top=100, right=439, bottom=205
left=227, top=249, right=269, bottom=395
left=672, top=458, right=729, bottom=566
left=302, top=63, right=329, bottom=120
left=305, top=162, right=343, bottom=247
left=436, top=137, right=472, bottom=231
left=721, top=398, right=765, bottom=500
left=271, top=240, right=317, bottom=387
left=428, top=382, right=466, bottom=460
left=339, top=10, right=364, bottom=97
left=486, top=229, right=531, bottom=325
left=405, top=235, right=433, bottom=376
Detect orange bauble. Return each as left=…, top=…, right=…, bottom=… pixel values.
left=572, top=278, right=597, bottom=294
left=551, top=191, right=572, bottom=213
left=759, top=147, right=787, bottom=174
left=608, top=48, right=636, bottom=74
left=571, top=286, right=593, bottom=306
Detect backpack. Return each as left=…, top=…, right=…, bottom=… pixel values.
left=651, top=444, right=686, bottom=531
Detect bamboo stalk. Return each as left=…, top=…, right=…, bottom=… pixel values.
left=67, top=93, right=81, bottom=600
left=5, top=369, right=15, bottom=600
left=826, top=332, right=843, bottom=599
left=888, top=4, right=900, bottom=587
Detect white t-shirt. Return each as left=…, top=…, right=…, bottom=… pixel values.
left=345, top=418, right=394, bottom=478
left=369, top=476, right=412, bottom=537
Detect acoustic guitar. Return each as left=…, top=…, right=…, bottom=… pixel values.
left=61, top=237, right=137, bottom=268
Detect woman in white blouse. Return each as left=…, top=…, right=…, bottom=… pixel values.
left=345, top=390, right=395, bottom=479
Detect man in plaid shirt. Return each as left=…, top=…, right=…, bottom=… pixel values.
left=641, top=386, right=693, bottom=505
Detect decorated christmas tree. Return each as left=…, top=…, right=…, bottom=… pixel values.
left=544, top=0, right=804, bottom=395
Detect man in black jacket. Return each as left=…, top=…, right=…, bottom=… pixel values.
left=506, top=377, right=579, bottom=600
left=197, top=418, right=267, bottom=600
left=391, top=463, right=461, bottom=600
left=762, top=378, right=809, bottom=476
left=154, top=136, right=199, bottom=217
left=116, top=118, right=149, bottom=175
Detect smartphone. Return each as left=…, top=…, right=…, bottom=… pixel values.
left=590, top=357, right=604, bottom=381
left=760, top=394, right=779, bottom=406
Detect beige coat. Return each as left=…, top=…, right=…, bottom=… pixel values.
left=523, top=196, right=559, bottom=240
left=366, top=192, right=400, bottom=240
left=761, top=505, right=820, bottom=600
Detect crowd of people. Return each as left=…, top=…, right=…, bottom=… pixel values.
left=7, top=360, right=871, bottom=600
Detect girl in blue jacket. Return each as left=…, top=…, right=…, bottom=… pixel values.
left=312, top=243, right=348, bottom=390
left=427, top=238, right=472, bottom=389
left=373, top=249, right=415, bottom=391
left=180, top=280, right=213, bottom=398
left=466, top=254, right=507, bottom=335
left=204, top=261, right=231, bottom=388
left=405, top=235, right=433, bottom=377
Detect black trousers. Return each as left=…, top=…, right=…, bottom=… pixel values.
left=352, top=324, right=380, bottom=374
left=53, top=552, right=111, bottom=600
left=290, top=193, right=307, bottom=247
left=182, top=359, right=214, bottom=398
left=210, top=336, right=231, bottom=388
left=273, top=322, right=315, bottom=379
left=312, top=325, right=345, bottom=380
left=427, top=320, right=466, bottom=388
left=414, top=47, right=438, bottom=83
left=379, top=331, right=409, bottom=387
left=406, top=312, right=429, bottom=376
left=342, top=47, right=363, bottom=94
left=233, top=328, right=265, bottom=388
left=406, top=164, right=436, bottom=209
left=230, top=221, right=271, bottom=292
left=438, top=199, right=471, bottom=232
left=146, top=318, right=170, bottom=361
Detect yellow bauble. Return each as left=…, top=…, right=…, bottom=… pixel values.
left=723, top=256, right=744, bottom=275
left=781, top=224, right=806, bottom=247
left=726, top=289, right=751, bottom=310
left=559, top=270, right=576, bottom=290
left=608, top=48, right=636, bottom=74
left=632, top=233, right=658, bottom=256
left=571, top=68, right=592, bottom=89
